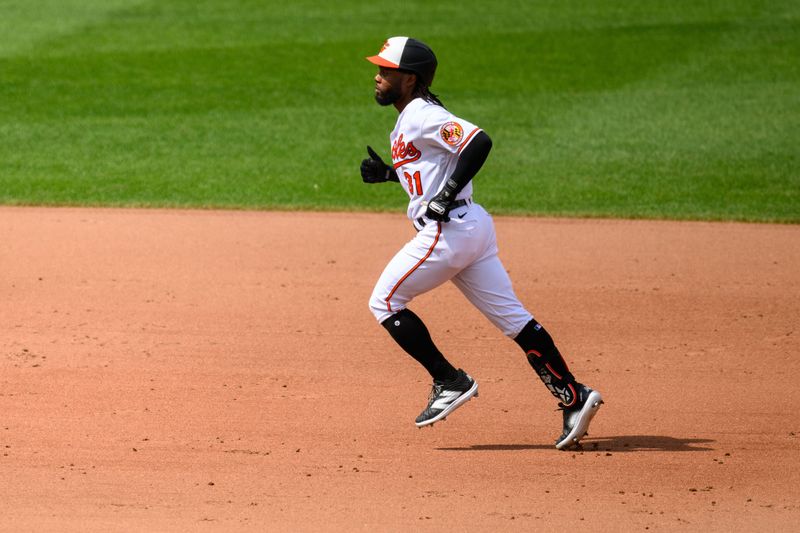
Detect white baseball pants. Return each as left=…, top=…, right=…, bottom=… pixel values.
left=369, top=203, right=533, bottom=338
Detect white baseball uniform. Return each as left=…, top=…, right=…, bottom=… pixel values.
left=368, top=97, right=534, bottom=337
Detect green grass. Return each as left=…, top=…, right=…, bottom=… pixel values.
left=1, top=0, right=798, bottom=221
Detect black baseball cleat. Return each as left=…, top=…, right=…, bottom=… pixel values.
left=554, top=384, right=603, bottom=450
left=415, top=369, right=478, bottom=428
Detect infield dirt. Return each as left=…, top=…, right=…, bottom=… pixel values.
left=1, top=207, right=798, bottom=532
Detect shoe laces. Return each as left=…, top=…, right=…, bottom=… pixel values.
left=427, top=382, right=444, bottom=403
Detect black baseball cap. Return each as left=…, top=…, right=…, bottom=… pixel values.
left=366, top=36, right=438, bottom=87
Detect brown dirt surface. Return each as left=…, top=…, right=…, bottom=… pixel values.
left=1, top=206, right=799, bottom=532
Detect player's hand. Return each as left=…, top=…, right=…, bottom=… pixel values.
left=360, top=146, right=394, bottom=183
left=425, top=193, right=453, bottom=222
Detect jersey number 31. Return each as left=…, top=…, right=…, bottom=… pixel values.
left=404, top=171, right=423, bottom=195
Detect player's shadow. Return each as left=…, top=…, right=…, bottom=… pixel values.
left=437, top=435, right=714, bottom=453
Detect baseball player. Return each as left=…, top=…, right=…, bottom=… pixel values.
left=360, top=36, right=603, bottom=449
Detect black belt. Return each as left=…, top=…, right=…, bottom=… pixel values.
left=449, top=198, right=472, bottom=209
left=414, top=198, right=472, bottom=231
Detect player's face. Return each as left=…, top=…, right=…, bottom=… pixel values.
left=374, top=67, right=412, bottom=107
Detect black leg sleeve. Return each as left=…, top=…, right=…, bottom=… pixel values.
left=381, top=309, right=459, bottom=383
left=514, top=320, right=581, bottom=407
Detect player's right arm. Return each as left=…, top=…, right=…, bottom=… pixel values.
left=360, top=146, right=400, bottom=183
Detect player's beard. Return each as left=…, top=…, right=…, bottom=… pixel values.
left=375, top=85, right=401, bottom=106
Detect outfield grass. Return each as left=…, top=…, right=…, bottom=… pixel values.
left=1, top=0, right=797, bottom=221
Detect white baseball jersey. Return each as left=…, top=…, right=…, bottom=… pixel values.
left=369, top=97, right=534, bottom=337
left=390, top=98, right=482, bottom=221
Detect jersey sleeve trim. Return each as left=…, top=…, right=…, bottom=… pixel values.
left=457, top=128, right=483, bottom=154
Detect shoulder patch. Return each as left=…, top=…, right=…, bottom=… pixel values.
left=440, top=121, right=464, bottom=146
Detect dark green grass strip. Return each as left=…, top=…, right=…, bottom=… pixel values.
left=1, top=0, right=797, bottom=221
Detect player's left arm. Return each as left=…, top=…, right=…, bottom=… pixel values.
left=425, top=131, right=492, bottom=221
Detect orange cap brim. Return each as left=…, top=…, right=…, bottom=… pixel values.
left=366, top=55, right=399, bottom=68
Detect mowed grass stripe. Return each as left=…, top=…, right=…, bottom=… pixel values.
left=468, top=14, right=799, bottom=220
left=0, top=0, right=797, bottom=220
left=0, top=0, right=145, bottom=57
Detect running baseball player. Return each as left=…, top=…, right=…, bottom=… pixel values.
left=360, top=36, right=603, bottom=449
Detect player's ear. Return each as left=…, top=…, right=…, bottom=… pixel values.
left=404, top=72, right=418, bottom=91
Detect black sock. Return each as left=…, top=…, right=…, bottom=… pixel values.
left=382, top=309, right=459, bottom=382
left=514, top=320, right=580, bottom=407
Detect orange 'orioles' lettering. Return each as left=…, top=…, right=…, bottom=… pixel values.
left=392, top=133, right=421, bottom=168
